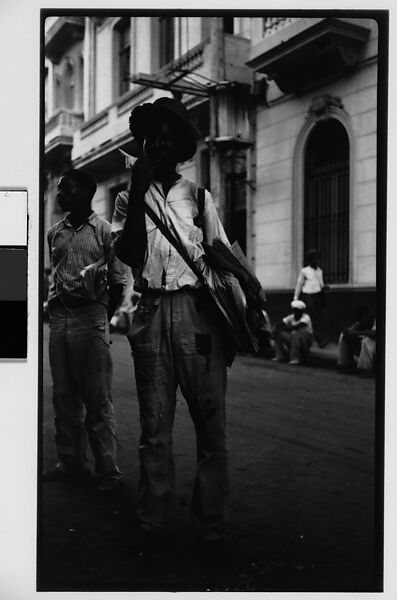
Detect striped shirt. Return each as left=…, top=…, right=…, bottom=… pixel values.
left=47, top=211, right=127, bottom=307
left=111, top=177, right=229, bottom=292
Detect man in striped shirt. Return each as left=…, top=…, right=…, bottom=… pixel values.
left=44, top=169, right=127, bottom=494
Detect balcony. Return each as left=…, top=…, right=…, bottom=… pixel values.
left=71, top=31, right=255, bottom=176
left=248, top=17, right=371, bottom=95
left=45, top=108, right=83, bottom=168
left=45, top=16, right=85, bottom=63
left=262, top=17, right=298, bottom=39
left=132, top=40, right=210, bottom=98
left=132, top=33, right=253, bottom=99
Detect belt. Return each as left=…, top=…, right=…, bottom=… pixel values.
left=143, top=285, right=201, bottom=296
left=49, top=296, right=98, bottom=309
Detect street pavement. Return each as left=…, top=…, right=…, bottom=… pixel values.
left=39, top=324, right=380, bottom=592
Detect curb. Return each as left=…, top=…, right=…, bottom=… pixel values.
left=241, top=344, right=339, bottom=371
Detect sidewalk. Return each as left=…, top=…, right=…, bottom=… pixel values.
left=307, top=342, right=339, bottom=369
left=249, top=342, right=340, bottom=370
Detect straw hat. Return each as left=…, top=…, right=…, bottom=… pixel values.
left=128, top=96, right=198, bottom=163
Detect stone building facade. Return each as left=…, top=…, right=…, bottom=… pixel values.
left=44, top=14, right=382, bottom=335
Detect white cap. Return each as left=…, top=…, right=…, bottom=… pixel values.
left=291, top=299, right=306, bottom=310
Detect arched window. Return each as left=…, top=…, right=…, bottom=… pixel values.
left=304, top=119, right=349, bottom=283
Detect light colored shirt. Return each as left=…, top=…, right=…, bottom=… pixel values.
left=111, top=177, right=229, bottom=292
left=283, top=312, right=313, bottom=333
left=47, top=211, right=127, bottom=306
left=294, top=265, right=324, bottom=299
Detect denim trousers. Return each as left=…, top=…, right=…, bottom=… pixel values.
left=48, top=303, right=123, bottom=480
left=128, top=288, right=228, bottom=539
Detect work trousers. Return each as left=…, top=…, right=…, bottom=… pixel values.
left=338, top=332, right=361, bottom=369
left=338, top=333, right=376, bottom=372
left=274, top=329, right=313, bottom=362
left=357, top=337, right=376, bottom=371
left=302, top=292, right=328, bottom=346
left=48, top=303, right=123, bottom=480
left=128, top=288, right=228, bottom=540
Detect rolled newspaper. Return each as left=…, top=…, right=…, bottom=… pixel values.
left=80, top=257, right=107, bottom=300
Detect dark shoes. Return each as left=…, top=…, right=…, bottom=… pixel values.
left=95, top=476, right=125, bottom=495
left=43, top=466, right=125, bottom=494
left=43, top=466, right=92, bottom=483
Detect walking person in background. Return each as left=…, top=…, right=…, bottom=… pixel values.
left=294, top=249, right=330, bottom=348
left=44, top=168, right=127, bottom=494
left=112, top=96, right=231, bottom=557
left=272, top=300, right=313, bottom=365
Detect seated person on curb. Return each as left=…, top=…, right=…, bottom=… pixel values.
left=357, top=321, right=376, bottom=376
left=338, top=307, right=376, bottom=376
left=272, top=300, right=313, bottom=365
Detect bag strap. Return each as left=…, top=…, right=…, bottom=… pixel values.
left=143, top=201, right=206, bottom=286
left=193, top=186, right=205, bottom=231
left=197, top=186, right=205, bottom=215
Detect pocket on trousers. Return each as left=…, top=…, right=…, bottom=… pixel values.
left=195, top=333, right=212, bottom=356
left=91, top=320, right=111, bottom=346
left=127, top=295, right=160, bottom=351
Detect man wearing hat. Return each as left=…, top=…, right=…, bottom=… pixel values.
left=272, top=300, right=313, bottom=365
left=111, top=97, right=230, bottom=549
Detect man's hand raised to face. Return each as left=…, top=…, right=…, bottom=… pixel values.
left=130, top=156, right=155, bottom=198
